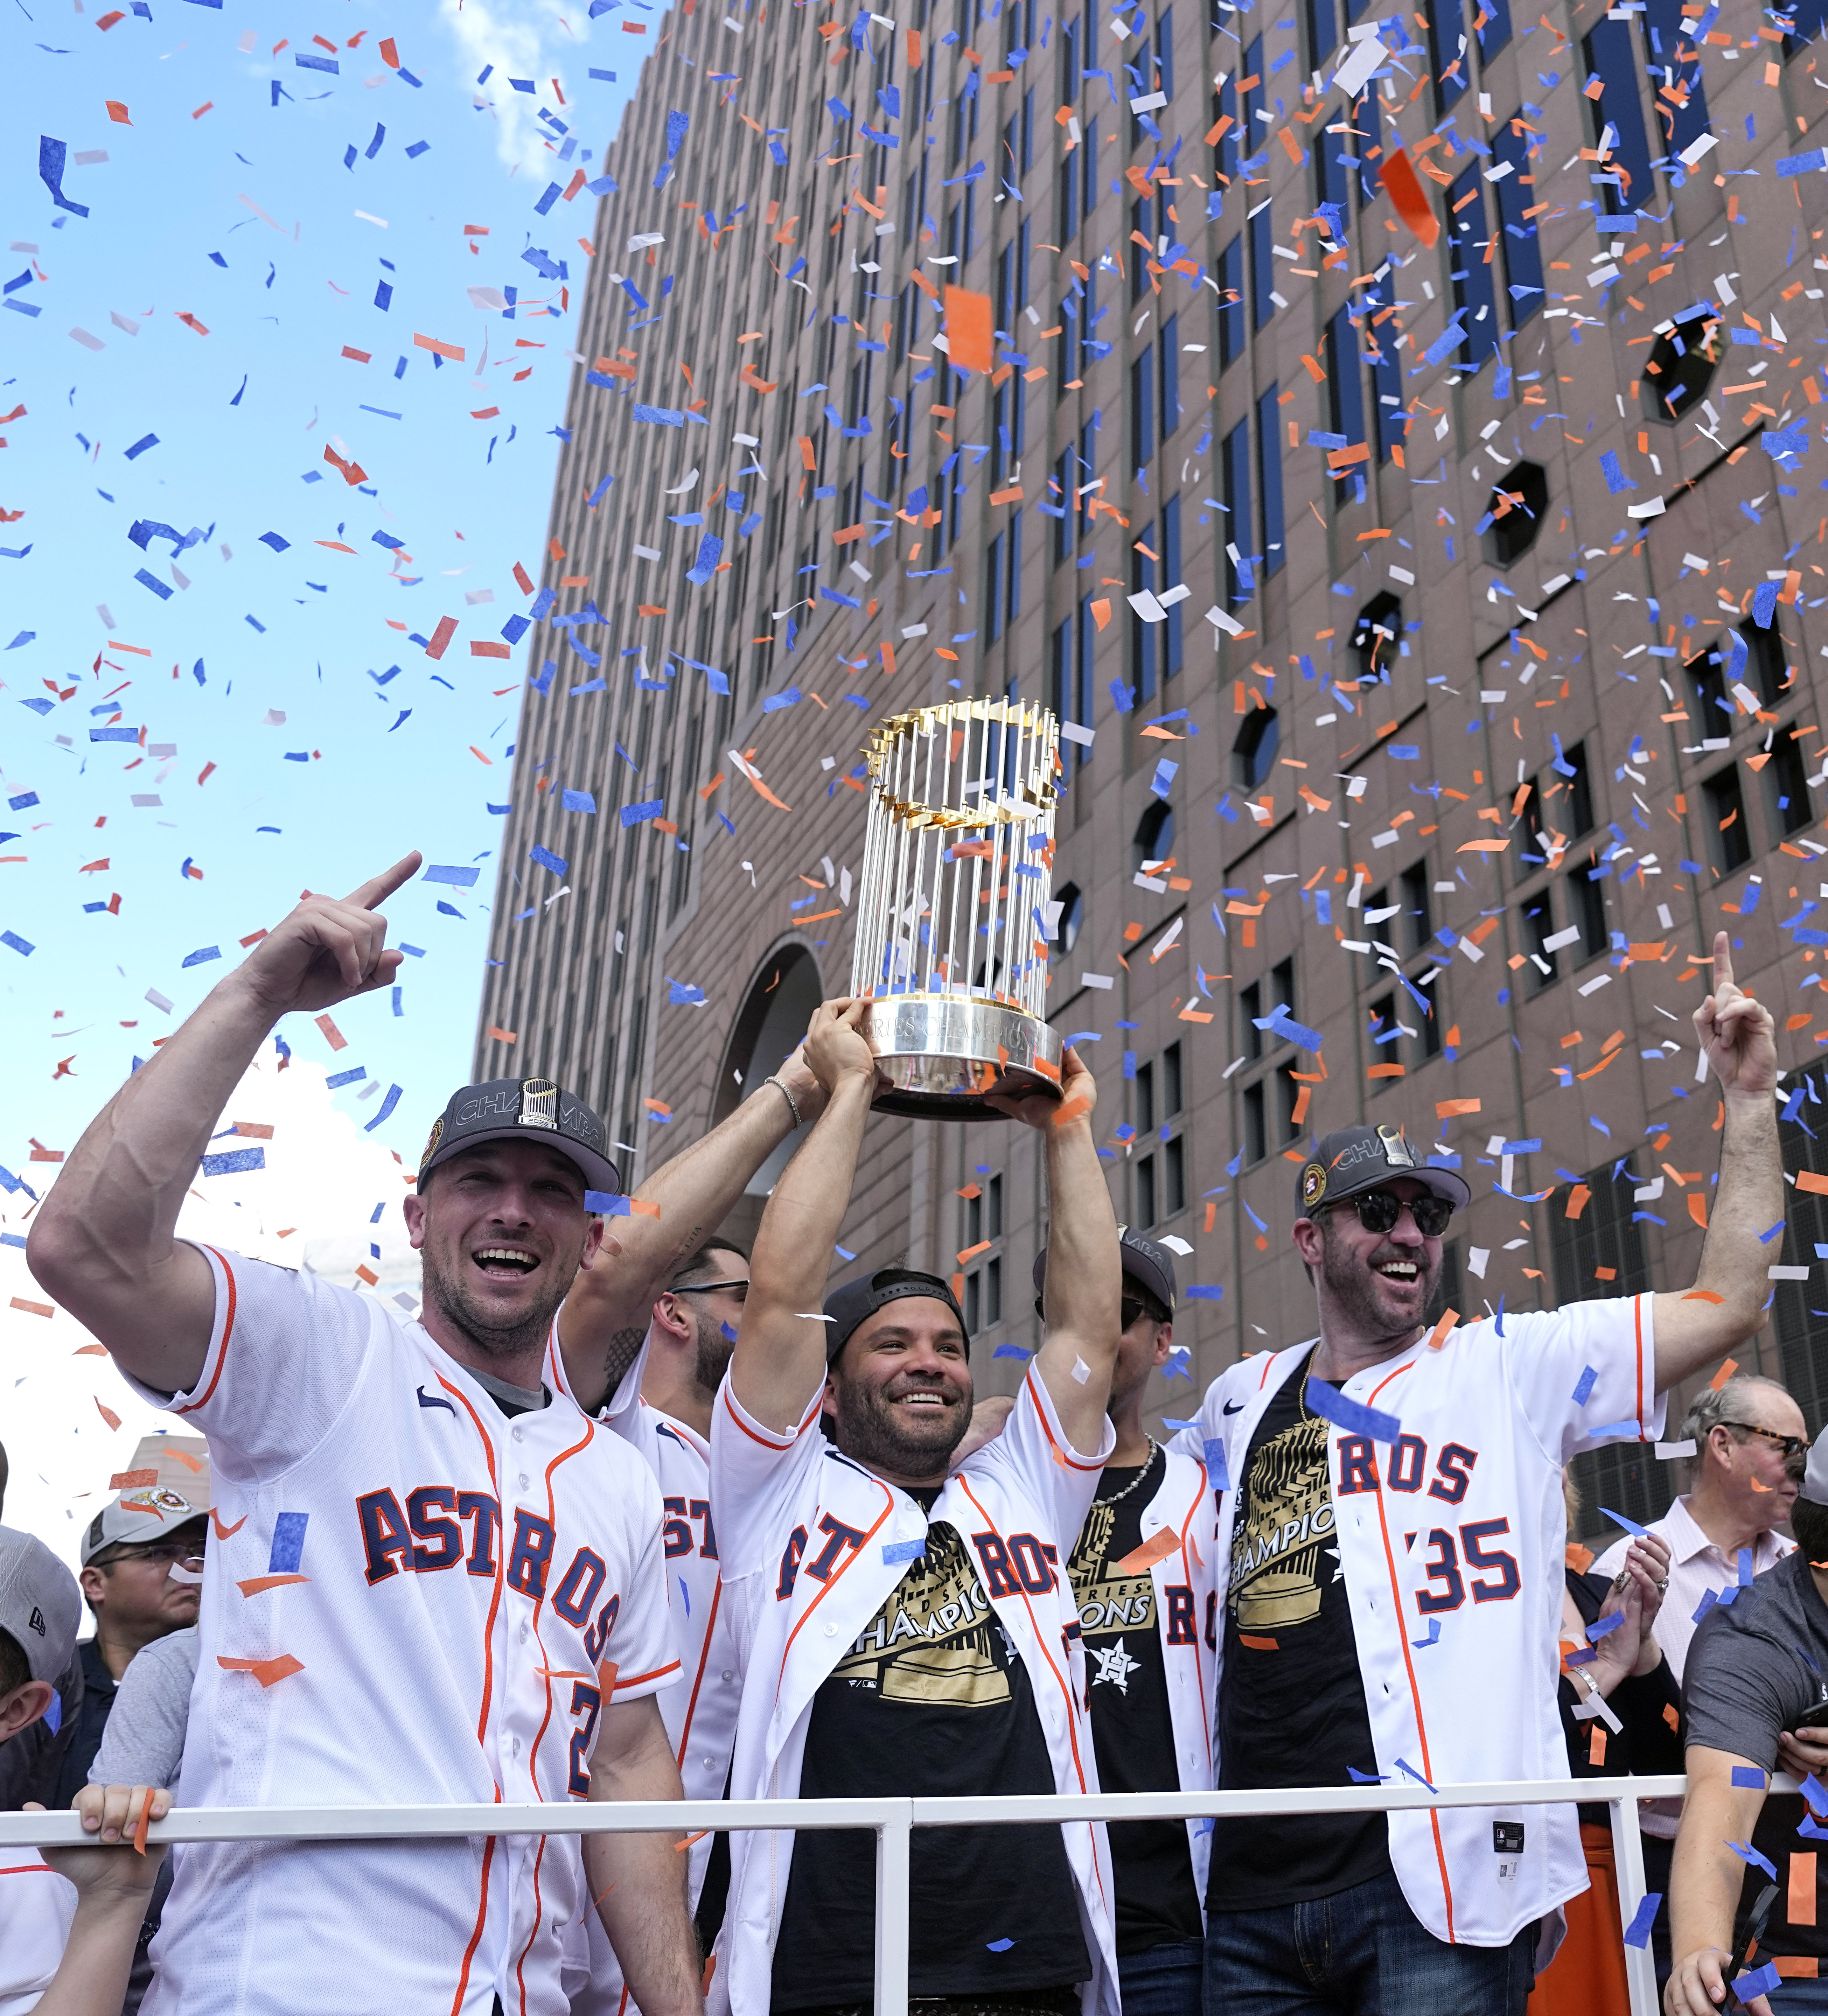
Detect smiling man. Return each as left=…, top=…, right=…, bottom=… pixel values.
left=707, top=997, right=1126, bottom=2016
left=1173, top=937, right=1785, bottom=2016
left=26, top=858, right=701, bottom=2016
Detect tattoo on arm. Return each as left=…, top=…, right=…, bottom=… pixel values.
left=603, top=1326, right=647, bottom=1396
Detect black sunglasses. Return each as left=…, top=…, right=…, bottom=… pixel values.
left=1329, top=1189, right=1454, bottom=1239
left=1032, top=1295, right=1159, bottom=1330
left=672, top=1278, right=749, bottom=1302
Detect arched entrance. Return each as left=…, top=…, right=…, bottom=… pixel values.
left=710, top=942, right=825, bottom=1241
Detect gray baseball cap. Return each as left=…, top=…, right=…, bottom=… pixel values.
left=80, top=1487, right=207, bottom=1568
left=419, top=1077, right=621, bottom=1199
left=1296, top=1123, right=1471, bottom=1218
left=0, top=1525, right=81, bottom=1684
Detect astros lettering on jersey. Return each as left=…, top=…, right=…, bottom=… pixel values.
left=123, top=1244, right=681, bottom=2016
left=708, top=1359, right=1122, bottom=2016
left=1170, top=1294, right=1663, bottom=1954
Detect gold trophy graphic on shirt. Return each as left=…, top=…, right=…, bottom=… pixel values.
left=1232, top=1415, right=1335, bottom=1632
left=849, top=695, right=1065, bottom=1119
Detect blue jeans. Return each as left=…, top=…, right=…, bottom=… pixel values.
left=1118, top=1936, right=1205, bottom=2016
left=1763, top=1982, right=1828, bottom=2010
left=1202, top=1870, right=1537, bottom=2016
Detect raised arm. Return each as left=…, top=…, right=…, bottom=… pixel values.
left=557, top=1044, right=826, bottom=1410
left=1652, top=933, right=1783, bottom=1395
left=988, top=1047, right=1119, bottom=1455
left=1666, top=1746, right=1775, bottom=2016
left=731, top=999, right=878, bottom=1434
left=25, top=856, right=420, bottom=1394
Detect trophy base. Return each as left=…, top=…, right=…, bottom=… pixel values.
left=862, top=996, right=1064, bottom=1120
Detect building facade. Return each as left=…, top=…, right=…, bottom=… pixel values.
left=477, top=0, right=1828, bottom=1527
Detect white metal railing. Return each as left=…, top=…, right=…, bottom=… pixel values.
left=6, top=1774, right=1744, bottom=2016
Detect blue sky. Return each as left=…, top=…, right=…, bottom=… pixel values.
left=1, top=0, right=642, bottom=1186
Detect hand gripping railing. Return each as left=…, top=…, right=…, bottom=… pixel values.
left=5, top=1774, right=1737, bottom=2016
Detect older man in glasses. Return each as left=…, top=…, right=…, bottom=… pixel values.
left=1171, top=934, right=1788, bottom=2016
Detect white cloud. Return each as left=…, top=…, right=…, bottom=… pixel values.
left=438, top=0, right=589, bottom=177
left=0, top=1056, right=420, bottom=1579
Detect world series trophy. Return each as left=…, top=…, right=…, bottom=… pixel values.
left=849, top=694, right=1066, bottom=1119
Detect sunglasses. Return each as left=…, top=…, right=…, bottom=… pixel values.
left=1031, top=1296, right=1161, bottom=1330
left=1328, top=1189, right=1454, bottom=1239
left=672, top=1278, right=749, bottom=1303
left=1719, top=1420, right=1810, bottom=1464
left=104, top=1540, right=205, bottom=1568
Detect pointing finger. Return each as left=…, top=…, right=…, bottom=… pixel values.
left=1712, top=928, right=1734, bottom=1000
left=344, top=852, right=424, bottom=912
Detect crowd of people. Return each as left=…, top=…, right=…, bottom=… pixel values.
left=0, top=857, right=1820, bottom=2016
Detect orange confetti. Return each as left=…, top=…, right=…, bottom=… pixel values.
left=1113, top=1527, right=1182, bottom=1577
left=105, top=100, right=132, bottom=124
left=1380, top=147, right=1440, bottom=247
left=1436, top=1098, right=1481, bottom=1118
left=131, top=1793, right=153, bottom=1857
left=9, top=1297, right=53, bottom=1318
left=109, top=1469, right=158, bottom=1489
left=95, top=1399, right=121, bottom=1430
left=236, top=1574, right=310, bottom=1597
left=314, top=1013, right=347, bottom=1052
left=1707, top=1352, right=1738, bottom=1383
left=217, top=1653, right=304, bottom=1687
left=209, top=1508, right=248, bottom=1540
left=943, top=285, right=994, bottom=376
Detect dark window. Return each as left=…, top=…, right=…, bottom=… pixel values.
left=1212, top=73, right=1239, bottom=183
left=1744, top=620, right=1793, bottom=709
left=1478, top=0, right=1513, bottom=58
left=1557, top=1162, right=1669, bottom=1531
left=1367, top=286, right=1404, bottom=464
left=1222, top=419, right=1252, bottom=607
left=1217, top=236, right=1245, bottom=367
left=1275, top=1062, right=1299, bottom=1142
left=1400, top=862, right=1433, bottom=956
left=1239, top=981, right=1263, bottom=1061
left=1563, top=740, right=1595, bottom=837
left=1161, top=496, right=1184, bottom=678
left=965, top=1269, right=982, bottom=1332
left=985, top=534, right=1005, bottom=643
left=1131, top=343, right=1155, bottom=470
left=986, top=1254, right=1003, bottom=1325
left=1135, top=799, right=1175, bottom=875
left=1165, top=1135, right=1186, bottom=1216
left=1257, top=383, right=1285, bottom=576
left=1137, top=1059, right=1157, bottom=1135
left=1052, top=449, right=1074, bottom=566
left=1686, top=643, right=1732, bottom=740
left=1305, top=0, right=1337, bottom=64
left=1249, top=198, right=1274, bottom=330
left=1327, top=303, right=1364, bottom=499
left=1481, top=461, right=1548, bottom=567
left=1410, top=970, right=1443, bottom=1061
left=988, top=1172, right=1003, bottom=1239
left=1643, top=311, right=1722, bottom=425
left=1428, top=0, right=1468, bottom=112
left=1492, top=115, right=1543, bottom=326
left=1163, top=1039, right=1183, bottom=1115
left=1446, top=167, right=1497, bottom=373
left=1235, top=705, right=1279, bottom=789
left=1704, top=765, right=1752, bottom=875
left=1641, top=0, right=1709, bottom=154
left=1243, top=1079, right=1266, bottom=1164
left=1351, top=592, right=1402, bottom=682
left=1583, top=19, right=1655, bottom=222
left=1159, top=314, right=1180, bottom=444
left=1273, top=957, right=1296, bottom=1024
left=1767, top=730, right=1814, bottom=839
left=1570, top=867, right=1607, bottom=961
left=1053, top=881, right=1083, bottom=953
left=1132, top=537, right=1160, bottom=704
left=1521, top=895, right=1560, bottom=990
left=1367, top=990, right=1400, bottom=1079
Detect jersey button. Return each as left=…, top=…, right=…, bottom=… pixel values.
left=721, top=1671, right=735, bottom=1682
left=512, top=1426, right=525, bottom=1443
left=518, top=1472, right=530, bottom=1490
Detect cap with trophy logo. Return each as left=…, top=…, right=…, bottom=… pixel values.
left=849, top=696, right=1066, bottom=1119
left=418, top=1078, right=622, bottom=1198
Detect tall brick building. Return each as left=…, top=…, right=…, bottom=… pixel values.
left=477, top=0, right=1828, bottom=1527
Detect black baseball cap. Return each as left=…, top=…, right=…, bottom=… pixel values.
left=1032, top=1225, right=1178, bottom=1317
left=1296, top=1123, right=1470, bottom=1218
left=419, top=1078, right=622, bottom=1199
left=823, top=1268, right=970, bottom=1365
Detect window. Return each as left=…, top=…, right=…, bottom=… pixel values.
left=1213, top=73, right=1239, bottom=182
left=1222, top=419, right=1252, bottom=607
left=986, top=1255, right=1003, bottom=1325
left=1521, top=894, right=1559, bottom=989
left=1481, top=461, right=1548, bottom=567
left=965, top=1270, right=982, bottom=1332
left=985, top=535, right=1005, bottom=643
left=1164, top=1135, right=1186, bottom=1216
left=1160, top=497, right=1183, bottom=679
left=1217, top=236, right=1245, bottom=367
left=989, top=1172, right=1003, bottom=1238
left=1249, top=198, right=1275, bottom=330
left=1562, top=740, right=1596, bottom=838
left=1686, top=643, right=1732, bottom=741
left=1257, top=384, right=1285, bottom=577
left=1446, top=168, right=1497, bottom=373
left=1399, top=861, right=1433, bottom=957
left=1643, top=311, right=1722, bottom=424
left=1132, top=540, right=1159, bottom=702
left=1243, top=1080, right=1266, bottom=1164
left=1570, top=867, right=1607, bottom=961
left=1306, top=0, right=1338, bottom=64
left=1365, top=286, right=1404, bottom=464
left=1744, top=620, right=1792, bottom=709
left=1766, top=730, right=1813, bottom=839
left=1051, top=448, right=1075, bottom=566
left=1239, top=980, right=1263, bottom=1060
left=1557, top=1162, right=1669, bottom=1527
left=1704, top=764, right=1752, bottom=875
left=1052, top=881, right=1083, bottom=953
left=1583, top=19, right=1655, bottom=222
left=1642, top=0, right=1709, bottom=154
left=1134, top=799, right=1175, bottom=874
left=1234, top=704, right=1279, bottom=789
left=1131, top=343, right=1156, bottom=471
left=1492, top=116, right=1543, bottom=327
left=1137, top=1059, right=1156, bottom=1133
left=1163, top=1039, right=1183, bottom=1115
left=1159, top=313, right=1180, bottom=444
left=1327, top=304, right=1365, bottom=498
left=1428, top=0, right=1468, bottom=112
left=1351, top=592, right=1402, bottom=681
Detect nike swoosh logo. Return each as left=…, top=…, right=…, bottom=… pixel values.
left=417, top=1385, right=456, bottom=1415
left=1222, top=1400, right=1245, bottom=1415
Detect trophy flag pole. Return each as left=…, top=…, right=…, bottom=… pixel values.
left=849, top=695, right=1065, bottom=1120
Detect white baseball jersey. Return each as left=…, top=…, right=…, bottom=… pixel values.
left=123, top=1243, right=680, bottom=2016
left=707, top=1359, right=1121, bottom=2016
left=0, top=1854, right=75, bottom=2015
left=557, top=1342, right=743, bottom=2016
left=1170, top=1295, right=1665, bottom=1949
left=1071, top=1445, right=1221, bottom=1909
